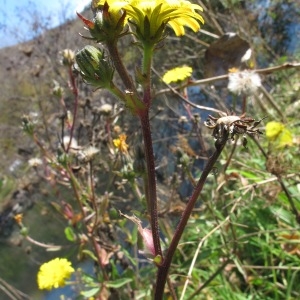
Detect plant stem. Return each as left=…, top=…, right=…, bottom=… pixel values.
left=142, top=43, right=154, bottom=107
left=66, top=65, right=79, bottom=152
left=251, top=136, right=300, bottom=223
left=186, top=259, right=230, bottom=300
left=106, top=41, right=136, bottom=93
left=67, top=165, right=109, bottom=279
left=138, top=42, right=163, bottom=256
left=107, top=42, right=145, bottom=113
left=155, top=135, right=228, bottom=299
left=139, top=110, right=162, bottom=257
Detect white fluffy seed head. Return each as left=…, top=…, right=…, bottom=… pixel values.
left=228, top=70, right=261, bottom=96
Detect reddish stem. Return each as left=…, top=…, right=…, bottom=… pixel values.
left=155, top=136, right=228, bottom=299
left=139, top=110, right=162, bottom=257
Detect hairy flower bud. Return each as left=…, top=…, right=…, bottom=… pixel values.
left=75, top=45, right=114, bottom=89
left=61, top=49, right=75, bottom=66
left=77, top=2, right=126, bottom=43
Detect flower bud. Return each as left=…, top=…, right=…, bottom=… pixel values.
left=61, top=49, right=75, bottom=66
left=52, top=80, right=64, bottom=98
left=75, top=45, right=114, bottom=89
left=77, top=2, right=126, bottom=43
left=21, top=114, right=35, bottom=136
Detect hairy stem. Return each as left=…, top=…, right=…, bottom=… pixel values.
left=106, top=41, right=136, bottom=93
left=139, top=111, right=162, bottom=257
left=155, top=135, right=228, bottom=299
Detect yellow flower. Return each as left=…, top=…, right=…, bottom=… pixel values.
left=113, top=134, right=129, bottom=153
left=37, top=258, right=74, bottom=290
left=162, top=66, right=193, bottom=83
left=265, top=121, right=293, bottom=148
left=278, top=129, right=293, bottom=147
left=97, top=0, right=204, bottom=42
left=228, top=67, right=239, bottom=73
left=14, top=214, right=23, bottom=225
left=265, top=121, right=284, bottom=140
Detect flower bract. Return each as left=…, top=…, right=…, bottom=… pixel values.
left=37, top=258, right=74, bottom=290
left=77, top=2, right=127, bottom=43
left=162, top=66, right=193, bottom=83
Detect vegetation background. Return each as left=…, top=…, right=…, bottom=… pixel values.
left=0, top=0, right=299, bottom=299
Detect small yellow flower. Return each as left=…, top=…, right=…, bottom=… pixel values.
left=278, top=129, right=293, bottom=147
left=37, top=258, right=74, bottom=290
left=265, top=121, right=293, bottom=148
left=228, top=67, right=239, bottom=73
left=162, top=66, right=193, bottom=84
left=14, top=214, right=23, bottom=225
left=113, top=134, right=129, bottom=153
left=265, top=121, right=284, bottom=140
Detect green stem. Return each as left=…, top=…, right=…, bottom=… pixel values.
left=108, top=83, right=127, bottom=100
left=142, top=43, right=153, bottom=74
left=142, top=43, right=154, bottom=107
left=155, top=135, right=228, bottom=299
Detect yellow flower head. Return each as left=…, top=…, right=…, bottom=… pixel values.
left=162, top=66, right=193, bottom=84
left=37, top=258, right=74, bottom=290
left=97, top=0, right=204, bottom=43
left=14, top=213, right=23, bottom=225
left=265, top=121, right=293, bottom=148
left=113, top=134, right=129, bottom=153
left=265, top=121, right=284, bottom=140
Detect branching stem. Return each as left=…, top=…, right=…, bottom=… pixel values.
left=155, top=134, right=228, bottom=299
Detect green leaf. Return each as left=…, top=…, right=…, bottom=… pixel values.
left=82, top=249, right=98, bottom=262
left=153, top=254, right=162, bottom=265
left=121, top=248, right=137, bottom=266
left=81, top=287, right=100, bottom=297
left=239, top=170, right=261, bottom=180
left=64, top=226, right=76, bottom=242
left=269, top=205, right=294, bottom=225
left=105, top=278, right=132, bottom=288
